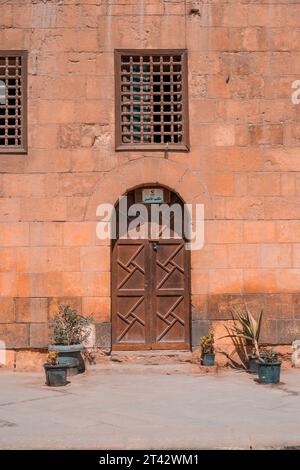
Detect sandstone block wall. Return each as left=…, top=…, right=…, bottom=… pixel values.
left=0, top=0, right=300, bottom=362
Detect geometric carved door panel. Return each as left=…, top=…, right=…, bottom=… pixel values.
left=112, top=239, right=190, bottom=350
left=152, top=240, right=190, bottom=349
left=112, top=240, right=150, bottom=348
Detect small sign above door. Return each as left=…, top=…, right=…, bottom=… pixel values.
left=142, top=188, right=164, bottom=204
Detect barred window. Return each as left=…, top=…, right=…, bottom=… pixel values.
left=115, top=50, right=189, bottom=151
left=0, top=51, right=27, bottom=154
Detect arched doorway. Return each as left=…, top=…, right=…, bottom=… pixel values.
left=111, top=186, right=191, bottom=350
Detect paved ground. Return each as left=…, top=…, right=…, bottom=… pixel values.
left=0, top=364, right=300, bottom=449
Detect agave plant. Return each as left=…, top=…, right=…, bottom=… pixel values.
left=223, top=306, right=263, bottom=359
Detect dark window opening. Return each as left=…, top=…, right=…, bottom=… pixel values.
left=0, top=51, right=27, bottom=154
left=115, top=50, right=189, bottom=151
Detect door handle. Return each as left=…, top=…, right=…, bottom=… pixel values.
left=152, top=241, right=158, bottom=252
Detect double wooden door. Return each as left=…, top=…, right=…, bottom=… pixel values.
left=112, top=238, right=190, bottom=350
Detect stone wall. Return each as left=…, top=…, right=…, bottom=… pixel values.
left=1, top=0, right=300, bottom=364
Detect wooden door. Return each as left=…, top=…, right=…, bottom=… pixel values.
left=151, top=239, right=190, bottom=349
left=112, top=238, right=190, bottom=350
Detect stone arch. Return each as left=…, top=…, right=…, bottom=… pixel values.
left=86, top=157, right=208, bottom=221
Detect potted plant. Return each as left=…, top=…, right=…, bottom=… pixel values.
left=49, top=304, right=93, bottom=375
left=256, top=349, right=281, bottom=384
left=44, top=351, right=69, bottom=387
left=223, top=307, right=263, bottom=373
left=200, top=330, right=215, bottom=366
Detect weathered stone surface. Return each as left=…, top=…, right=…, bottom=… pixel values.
left=259, top=319, right=278, bottom=345
left=15, top=298, right=48, bottom=323
left=0, top=298, right=14, bottom=324
left=48, top=297, right=82, bottom=320
left=191, top=295, right=207, bottom=319
left=95, top=322, right=112, bottom=351
left=191, top=319, right=210, bottom=348
left=14, top=350, right=47, bottom=372
left=58, top=124, right=81, bottom=149
left=82, top=297, right=110, bottom=322
left=277, top=320, right=300, bottom=344
left=0, top=324, right=29, bottom=349
left=29, top=323, right=50, bottom=348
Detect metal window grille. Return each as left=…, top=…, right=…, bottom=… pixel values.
left=115, top=50, right=189, bottom=151
left=0, top=51, right=27, bottom=153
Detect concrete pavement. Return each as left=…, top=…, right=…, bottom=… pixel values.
left=0, top=364, right=299, bottom=449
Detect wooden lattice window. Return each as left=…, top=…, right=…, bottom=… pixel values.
left=115, top=50, right=189, bottom=151
left=0, top=51, right=27, bottom=154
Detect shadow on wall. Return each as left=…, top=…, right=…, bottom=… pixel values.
left=192, top=292, right=298, bottom=369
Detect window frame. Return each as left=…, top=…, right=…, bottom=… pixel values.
left=0, top=50, right=28, bottom=155
left=115, top=49, right=189, bottom=152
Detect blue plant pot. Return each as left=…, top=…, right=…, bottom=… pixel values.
left=44, top=364, right=68, bottom=387
left=248, top=355, right=258, bottom=374
left=49, top=344, right=85, bottom=374
left=202, top=353, right=215, bottom=366
left=257, top=361, right=281, bottom=384
left=248, top=352, right=268, bottom=374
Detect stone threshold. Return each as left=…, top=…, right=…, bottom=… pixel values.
left=110, top=349, right=194, bottom=365
left=83, top=362, right=222, bottom=376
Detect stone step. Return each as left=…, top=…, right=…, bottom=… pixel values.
left=86, top=363, right=195, bottom=376
left=85, top=361, right=221, bottom=376
left=110, top=350, right=194, bottom=365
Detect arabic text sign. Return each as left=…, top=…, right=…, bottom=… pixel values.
left=142, top=188, right=164, bottom=204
